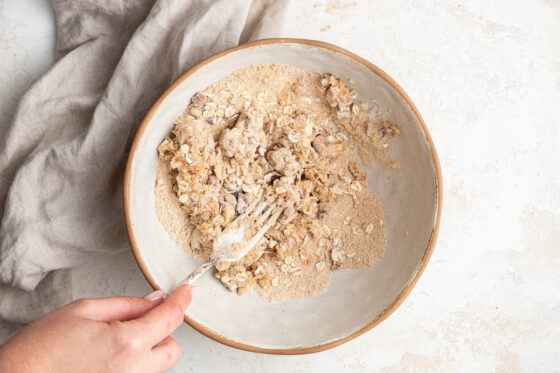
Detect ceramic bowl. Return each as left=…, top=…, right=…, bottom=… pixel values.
left=124, top=39, right=442, bottom=354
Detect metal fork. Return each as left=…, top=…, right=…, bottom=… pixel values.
left=179, top=198, right=283, bottom=285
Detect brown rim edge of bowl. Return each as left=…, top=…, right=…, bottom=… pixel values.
left=123, top=38, right=443, bottom=355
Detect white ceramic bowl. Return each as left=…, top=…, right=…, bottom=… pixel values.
left=124, top=39, right=442, bottom=354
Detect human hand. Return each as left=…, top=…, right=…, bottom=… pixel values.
left=0, top=284, right=196, bottom=373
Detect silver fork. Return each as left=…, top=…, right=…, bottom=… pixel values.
left=179, top=198, right=283, bottom=285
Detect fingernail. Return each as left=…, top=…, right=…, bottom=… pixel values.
left=144, top=290, right=165, bottom=301
left=190, top=286, right=199, bottom=298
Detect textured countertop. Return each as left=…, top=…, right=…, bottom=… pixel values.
left=1, top=0, right=559, bottom=371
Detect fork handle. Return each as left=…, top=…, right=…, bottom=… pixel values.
left=179, top=260, right=215, bottom=286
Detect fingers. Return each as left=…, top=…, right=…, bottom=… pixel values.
left=69, top=292, right=165, bottom=323
left=126, top=284, right=194, bottom=345
left=150, top=336, right=182, bottom=372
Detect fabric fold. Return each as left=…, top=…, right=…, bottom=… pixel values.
left=0, top=0, right=288, bottom=341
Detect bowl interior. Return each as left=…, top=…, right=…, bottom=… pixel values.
left=126, top=41, right=439, bottom=351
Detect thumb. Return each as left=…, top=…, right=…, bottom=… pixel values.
left=69, top=290, right=165, bottom=323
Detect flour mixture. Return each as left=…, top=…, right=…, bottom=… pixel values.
left=155, top=64, right=399, bottom=301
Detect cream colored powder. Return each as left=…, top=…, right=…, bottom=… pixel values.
left=154, top=64, right=398, bottom=301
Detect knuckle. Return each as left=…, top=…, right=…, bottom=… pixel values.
left=167, top=339, right=181, bottom=362
left=72, top=298, right=95, bottom=311
left=110, top=321, right=145, bottom=352
left=126, top=334, right=145, bottom=352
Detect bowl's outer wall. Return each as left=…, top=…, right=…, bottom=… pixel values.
left=124, top=39, right=442, bottom=354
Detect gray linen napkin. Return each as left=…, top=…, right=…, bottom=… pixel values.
left=0, top=0, right=288, bottom=342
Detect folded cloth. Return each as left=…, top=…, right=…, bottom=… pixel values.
left=0, top=0, right=288, bottom=341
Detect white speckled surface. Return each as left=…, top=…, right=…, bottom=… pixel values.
left=1, top=0, right=559, bottom=371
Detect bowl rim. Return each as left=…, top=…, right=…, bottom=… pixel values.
left=123, top=38, right=443, bottom=355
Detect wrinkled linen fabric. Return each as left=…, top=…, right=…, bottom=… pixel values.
left=0, top=0, right=288, bottom=341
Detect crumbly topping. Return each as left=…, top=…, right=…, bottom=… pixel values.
left=155, top=64, right=398, bottom=300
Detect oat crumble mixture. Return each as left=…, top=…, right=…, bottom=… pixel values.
left=155, top=64, right=400, bottom=301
